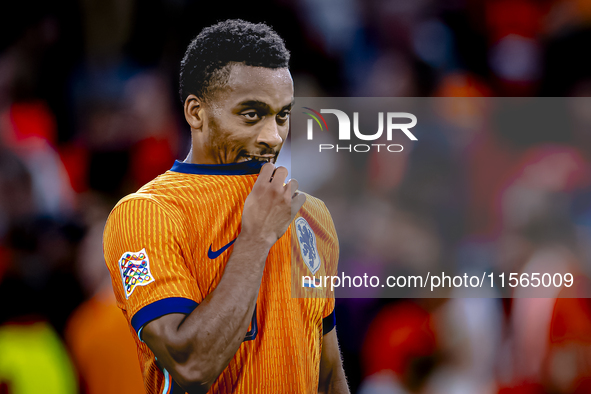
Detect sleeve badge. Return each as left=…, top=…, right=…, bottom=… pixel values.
left=118, top=248, right=155, bottom=299
left=295, top=217, right=322, bottom=275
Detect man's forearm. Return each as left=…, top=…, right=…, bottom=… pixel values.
left=143, top=232, right=272, bottom=392
left=319, top=329, right=350, bottom=394
left=179, top=232, right=270, bottom=375
left=325, top=368, right=349, bottom=394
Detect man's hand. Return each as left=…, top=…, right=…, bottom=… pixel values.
left=242, top=163, right=306, bottom=246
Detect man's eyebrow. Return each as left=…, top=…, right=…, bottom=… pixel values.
left=238, top=100, right=270, bottom=109
left=237, top=100, right=294, bottom=111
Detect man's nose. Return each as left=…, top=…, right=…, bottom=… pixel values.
left=257, top=119, right=283, bottom=148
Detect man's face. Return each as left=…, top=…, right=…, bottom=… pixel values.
left=199, top=64, right=293, bottom=164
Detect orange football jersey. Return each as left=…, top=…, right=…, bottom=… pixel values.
left=103, top=160, right=338, bottom=394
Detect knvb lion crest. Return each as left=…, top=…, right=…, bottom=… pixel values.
left=119, top=248, right=155, bottom=299
left=295, top=217, right=321, bottom=274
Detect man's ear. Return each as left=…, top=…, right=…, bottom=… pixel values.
left=184, top=94, right=205, bottom=130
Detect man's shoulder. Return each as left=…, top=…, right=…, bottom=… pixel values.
left=298, top=192, right=337, bottom=238
left=294, top=192, right=339, bottom=270
left=107, top=172, right=190, bottom=223
left=110, top=192, right=159, bottom=213
left=300, top=192, right=330, bottom=216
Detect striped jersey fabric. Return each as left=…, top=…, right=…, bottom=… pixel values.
left=103, top=160, right=338, bottom=394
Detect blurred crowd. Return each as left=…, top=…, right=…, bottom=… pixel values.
left=1, top=0, right=591, bottom=393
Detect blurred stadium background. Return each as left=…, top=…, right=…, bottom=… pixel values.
left=1, top=0, right=591, bottom=393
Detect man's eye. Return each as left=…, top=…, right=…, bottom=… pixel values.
left=242, top=111, right=260, bottom=120
left=277, top=111, right=290, bottom=121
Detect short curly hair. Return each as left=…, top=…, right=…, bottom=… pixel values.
left=179, top=19, right=290, bottom=104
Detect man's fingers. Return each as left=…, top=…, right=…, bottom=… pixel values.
left=271, top=166, right=288, bottom=186
left=291, top=192, right=306, bottom=217
left=285, top=179, right=299, bottom=197
left=258, top=162, right=276, bottom=182
left=287, top=178, right=305, bottom=218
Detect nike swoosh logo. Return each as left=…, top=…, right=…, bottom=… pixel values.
left=208, top=238, right=237, bottom=259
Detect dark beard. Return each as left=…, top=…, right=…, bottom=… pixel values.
left=206, top=116, right=278, bottom=163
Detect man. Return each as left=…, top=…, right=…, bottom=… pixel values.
left=103, top=19, right=349, bottom=394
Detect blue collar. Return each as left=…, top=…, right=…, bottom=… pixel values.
left=170, top=160, right=264, bottom=175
